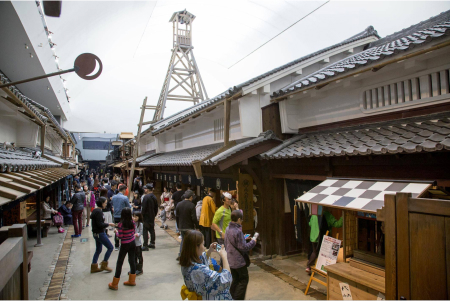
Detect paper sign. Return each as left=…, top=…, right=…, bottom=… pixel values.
left=339, top=283, right=353, bottom=300
left=20, top=201, right=27, bottom=220
left=315, top=235, right=342, bottom=274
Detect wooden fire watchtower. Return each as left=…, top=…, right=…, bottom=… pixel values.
left=151, top=10, right=208, bottom=122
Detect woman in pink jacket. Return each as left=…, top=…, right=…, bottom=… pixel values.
left=83, top=184, right=96, bottom=228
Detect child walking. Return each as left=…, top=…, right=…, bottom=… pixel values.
left=108, top=208, right=137, bottom=290
left=159, top=204, right=168, bottom=229
left=132, top=213, right=144, bottom=276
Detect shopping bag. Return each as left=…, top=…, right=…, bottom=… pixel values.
left=53, top=213, right=63, bottom=226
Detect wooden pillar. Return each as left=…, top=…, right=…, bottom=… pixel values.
left=35, top=190, right=43, bottom=247
left=40, top=125, right=46, bottom=153
left=8, top=224, right=29, bottom=300
left=224, top=99, right=231, bottom=146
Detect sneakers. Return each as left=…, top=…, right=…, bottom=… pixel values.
left=115, top=247, right=119, bottom=251
left=149, top=244, right=155, bottom=249
left=58, top=227, right=65, bottom=233
left=71, top=234, right=81, bottom=238
left=178, top=235, right=182, bottom=239
left=142, top=246, right=149, bottom=251
left=164, top=225, right=168, bottom=230
left=160, top=225, right=164, bottom=229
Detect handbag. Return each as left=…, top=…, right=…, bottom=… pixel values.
left=229, top=236, right=251, bottom=268
left=53, top=213, right=63, bottom=226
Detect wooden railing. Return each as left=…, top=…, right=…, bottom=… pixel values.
left=0, top=224, right=29, bottom=300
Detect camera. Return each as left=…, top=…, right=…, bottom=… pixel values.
left=216, top=244, right=222, bottom=252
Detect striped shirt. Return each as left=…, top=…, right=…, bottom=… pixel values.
left=117, top=222, right=136, bottom=244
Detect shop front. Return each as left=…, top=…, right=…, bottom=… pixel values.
left=295, top=178, right=432, bottom=300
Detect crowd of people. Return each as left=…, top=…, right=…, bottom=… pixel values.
left=46, top=168, right=259, bottom=300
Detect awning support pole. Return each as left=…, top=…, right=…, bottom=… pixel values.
left=35, top=189, right=43, bottom=247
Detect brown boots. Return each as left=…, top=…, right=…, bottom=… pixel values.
left=108, top=277, right=120, bottom=290
left=90, top=263, right=101, bottom=273
left=108, top=274, right=136, bottom=290
left=91, top=262, right=112, bottom=273
left=123, top=274, right=136, bottom=286
left=100, top=261, right=113, bottom=272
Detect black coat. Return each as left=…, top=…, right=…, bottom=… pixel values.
left=141, top=193, right=158, bottom=222
left=70, top=191, right=85, bottom=211
left=175, top=199, right=198, bottom=231
left=91, top=208, right=109, bottom=234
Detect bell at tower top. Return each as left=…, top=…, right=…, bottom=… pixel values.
left=170, top=10, right=196, bottom=47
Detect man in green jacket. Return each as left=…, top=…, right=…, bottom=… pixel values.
left=306, top=209, right=343, bottom=273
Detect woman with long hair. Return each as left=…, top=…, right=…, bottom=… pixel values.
left=100, top=188, right=113, bottom=237
left=180, top=230, right=232, bottom=300
left=90, top=197, right=115, bottom=273
left=109, top=208, right=137, bottom=290
left=42, top=196, right=64, bottom=233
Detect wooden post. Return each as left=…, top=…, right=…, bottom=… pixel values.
left=396, top=193, right=411, bottom=300
left=40, top=125, right=46, bottom=153
left=128, top=97, right=148, bottom=201
left=384, top=194, right=397, bottom=300
left=35, top=190, right=43, bottom=247
left=8, top=224, right=28, bottom=300
left=224, top=99, right=230, bottom=146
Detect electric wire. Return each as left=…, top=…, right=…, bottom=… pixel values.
left=228, top=1, right=330, bottom=69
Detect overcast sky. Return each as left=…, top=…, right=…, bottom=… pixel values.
left=46, top=1, right=450, bottom=135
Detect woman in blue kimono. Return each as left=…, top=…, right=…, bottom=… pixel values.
left=180, top=230, right=232, bottom=300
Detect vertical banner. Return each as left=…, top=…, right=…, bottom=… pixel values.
left=238, top=173, right=254, bottom=232
left=20, top=201, right=27, bottom=220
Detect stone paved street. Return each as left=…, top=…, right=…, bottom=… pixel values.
left=27, top=219, right=324, bottom=300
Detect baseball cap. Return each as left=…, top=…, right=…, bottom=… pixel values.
left=184, top=190, right=195, bottom=199
left=222, top=192, right=232, bottom=199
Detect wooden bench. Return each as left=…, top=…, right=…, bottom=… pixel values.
left=27, top=220, right=52, bottom=238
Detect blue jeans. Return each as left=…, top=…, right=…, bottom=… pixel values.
left=92, top=232, right=114, bottom=264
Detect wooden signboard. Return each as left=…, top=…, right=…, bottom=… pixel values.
left=20, top=201, right=27, bottom=220
left=238, top=173, right=254, bottom=232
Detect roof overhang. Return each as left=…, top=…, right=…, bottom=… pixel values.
left=0, top=168, right=75, bottom=205
left=241, top=36, right=379, bottom=96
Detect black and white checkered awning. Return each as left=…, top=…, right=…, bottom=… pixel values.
left=296, top=179, right=431, bottom=213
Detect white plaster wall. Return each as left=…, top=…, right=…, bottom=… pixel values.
left=239, top=94, right=261, bottom=137
left=280, top=46, right=450, bottom=133
left=16, top=121, right=39, bottom=148
left=0, top=117, right=17, bottom=143
left=155, top=100, right=243, bottom=153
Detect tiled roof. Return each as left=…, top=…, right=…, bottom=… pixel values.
left=149, top=26, right=379, bottom=135
left=0, top=71, right=47, bottom=124
left=0, top=70, right=67, bottom=139
left=204, top=131, right=281, bottom=165
left=260, top=112, right=450, bottom=159
left=272, top=11, right=450, bottom=98
left=150, top=87, right=240, bottom=133
left=0, top=147, right=61, bottom=173
left=140, top=143, right=224, bottom=166
left=43, top=154, right=76, bottom=167
left=136, top=151, right=156, bottom=163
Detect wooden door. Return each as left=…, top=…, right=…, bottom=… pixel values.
left=388, top=193, right=450, bottom=300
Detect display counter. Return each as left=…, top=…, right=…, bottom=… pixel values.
left=325, top=262, right=385, bottom=300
